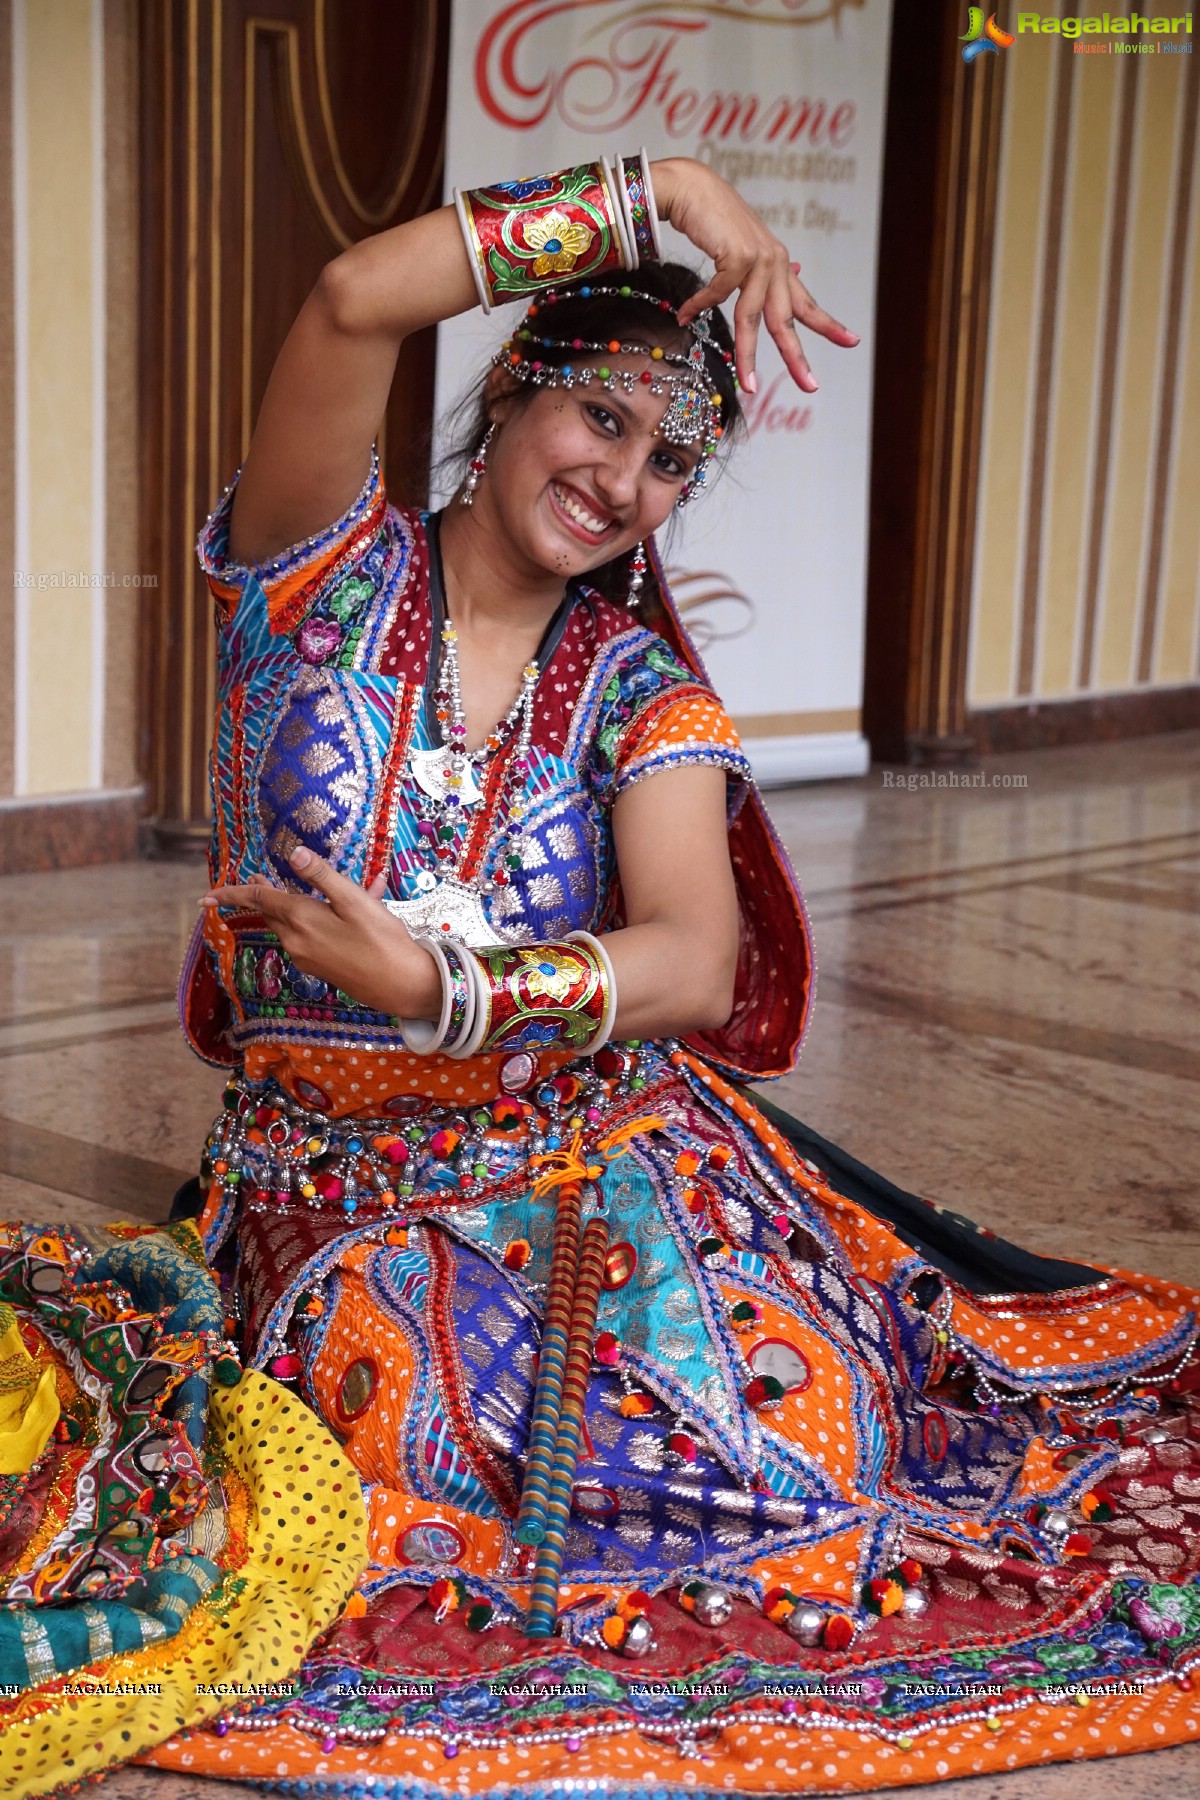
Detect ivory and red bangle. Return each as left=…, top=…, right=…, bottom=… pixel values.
left=453, top=160, right=633, bottom=315
left=456, top=934, right=614, bottom=1059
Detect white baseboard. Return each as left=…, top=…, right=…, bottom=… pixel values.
left=742, top=732, right=870, bottom=788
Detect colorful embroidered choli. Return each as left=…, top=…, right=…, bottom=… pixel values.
left=2, top=454, right=1199, bottom=1797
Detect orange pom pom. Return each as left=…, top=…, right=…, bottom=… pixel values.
left=876, top=1580, right=904, bottom=1617
left=822, top=1612, right=855, bottom=1651
left=503, top=1238, right=532, bottom=1271
left=763, top=1584, right=798, bottom=1623
left=674, top=1150, right=702, bottom=1179
left=618, top=1391, right=655, bottom=1418
left=428, top=1576, right=463, bottom=1615
left=343, top=1592, right=368, bottom=1619
left=601, top=1614, right=628, bottom=1649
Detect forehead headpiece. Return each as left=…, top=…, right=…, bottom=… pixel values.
left=494, top=285, right=735, bottom=502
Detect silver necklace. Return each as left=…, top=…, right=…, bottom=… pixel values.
left=385, top=620, right=539, bottom=946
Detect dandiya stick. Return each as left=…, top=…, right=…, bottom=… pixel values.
left=525, top=1213, right=610, bottom=1637
left=514, top=1177, right=583, bottom=1546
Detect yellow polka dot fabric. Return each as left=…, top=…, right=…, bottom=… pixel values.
left=2, top=1374, right=366, bottom=1799
left=0, top=1307, right=59, bottom=1475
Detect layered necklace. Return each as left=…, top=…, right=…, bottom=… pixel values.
left=386, top=620, right=540, bottom=947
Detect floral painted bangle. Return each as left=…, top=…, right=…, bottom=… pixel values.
left=453, top=159, right=633, bottom=315
left=455, top=934, right=615, bottom=1058
left=401, top=936, right=476, bottom=1055
left=616, top=149, right=662, bottom=266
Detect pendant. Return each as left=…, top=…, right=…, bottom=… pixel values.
left=409, top=746, right=482, bottom=806
left=384, top=879, right=498, bottom=947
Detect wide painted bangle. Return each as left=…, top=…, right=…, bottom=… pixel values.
left=455, top=936, right=615, bottom=1058
left=453, top=159, right=633, bottom=315
left=402, top=936, right=476, bottom=1055
left=616, top=149, right=662, bottom=266
left=566, top=930, right=617, bottom=1045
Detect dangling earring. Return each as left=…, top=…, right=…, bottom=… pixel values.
left=626, top=541, right=647, bottom=609
left=460, top=423, right=495, bottom=506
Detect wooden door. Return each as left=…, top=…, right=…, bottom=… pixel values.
left=137, top=0, right=449, bottom=851
left=862, top=0, right=1005, bottom=764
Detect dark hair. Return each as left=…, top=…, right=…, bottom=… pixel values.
left=437, top=260, right=744, bottom=606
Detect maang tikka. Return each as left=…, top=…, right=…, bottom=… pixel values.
left=460, top=422, right=496, bottom=507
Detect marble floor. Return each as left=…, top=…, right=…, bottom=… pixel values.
left=1, top=730, right=1197, bottom=1798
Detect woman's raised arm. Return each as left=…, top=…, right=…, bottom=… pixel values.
left=227, top=157, right=858, bottom=566
left=227, top=206, right=479, bottom=565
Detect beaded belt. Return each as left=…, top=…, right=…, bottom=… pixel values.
left=202, top=1044, right=667, bottom=1222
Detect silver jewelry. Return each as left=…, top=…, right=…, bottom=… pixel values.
left=499, top=286, right=732, bottom=495
left=460, top=422, right=495, bottom=506
left=626, top=542, right=646, bottom=610
left=386, top=622, right=539, bottom=946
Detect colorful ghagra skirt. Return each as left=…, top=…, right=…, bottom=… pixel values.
left=3, top=1039, right=1200, bottom=1796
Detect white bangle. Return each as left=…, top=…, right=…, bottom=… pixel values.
left=399, top=936, right=454, bottom=1053
left=597, top=154, right=635, bottom=273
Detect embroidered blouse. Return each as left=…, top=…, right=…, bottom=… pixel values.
left=179, top=450, right=758, bottom=1110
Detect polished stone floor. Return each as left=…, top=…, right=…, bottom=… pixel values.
left=1, top=730, right=1197, bottom=1797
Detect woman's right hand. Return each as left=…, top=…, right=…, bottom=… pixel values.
left=649, top=156, right=859, bottom=398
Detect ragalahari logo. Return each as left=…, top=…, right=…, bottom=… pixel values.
left=961, top=8, right=1016, bottom=61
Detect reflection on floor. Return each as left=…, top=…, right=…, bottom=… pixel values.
left=1, top=731, right=1197, bottom=1799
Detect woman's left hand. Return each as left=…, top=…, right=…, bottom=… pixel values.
left=650, top=156, right=860, bottom=398
left=201, top=845, right=442, bottom=1021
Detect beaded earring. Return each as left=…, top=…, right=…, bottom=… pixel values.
left=460, top=422, right=496, bottom=507
left=626, top=541, right=646, bottom=610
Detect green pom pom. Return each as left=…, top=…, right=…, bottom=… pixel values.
left=466, top=1600, right=494, bottom=1632
left=213, top=1355, right=242, bottom=1388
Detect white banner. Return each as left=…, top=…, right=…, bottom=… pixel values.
left=435, top=0, right=895, bottom=783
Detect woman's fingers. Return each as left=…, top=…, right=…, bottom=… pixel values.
left=200, top=878, right=272, bottom=911
left=765, top=265, right=817, bottom=393
left=286, top=843, right=367, bottom=916
left=676, top=259, right=745, bottom=327
left=731, top=261, right=772, bottom=394
left=790, top=267, right=860, bottom=346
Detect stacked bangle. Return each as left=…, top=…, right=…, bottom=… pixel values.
left=614, top=149, right=662, bottom=266
left=454, top=158, right=640, bottom=314
left=401, top=935, right=477, bottom=1055
left=402, top=932, right=616, bottom=1060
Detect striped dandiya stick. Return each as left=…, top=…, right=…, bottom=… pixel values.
left=514, top=1177, right=584, bottom=1547
left=524, top=1213, right=611, bottom=1637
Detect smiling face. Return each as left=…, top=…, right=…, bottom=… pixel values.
left=476, top=355, right=703, bottom=583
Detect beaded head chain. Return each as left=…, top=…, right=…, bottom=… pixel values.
left=494, top=284, right=737, bottom=503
